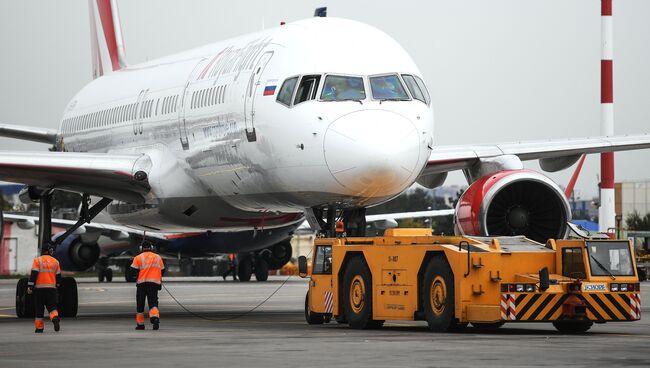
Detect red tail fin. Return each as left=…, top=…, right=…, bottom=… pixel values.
left=89, top=0, right=127, bottom=79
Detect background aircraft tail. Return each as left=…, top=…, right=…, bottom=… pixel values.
left=88, top=0, right=128, bottom=79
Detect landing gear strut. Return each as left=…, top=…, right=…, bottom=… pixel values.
left=308, top=206, right=367, bottom=237
left=15, top=190, right=112, bottom=318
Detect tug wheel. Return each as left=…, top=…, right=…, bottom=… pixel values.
left=342, top=256, right=383, bottom=329
left=552, top=320, right=593, bottom=334
left=422, top=256, right=457, bottom=332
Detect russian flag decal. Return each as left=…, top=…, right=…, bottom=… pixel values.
left=264, top=80, right=278, bottom=96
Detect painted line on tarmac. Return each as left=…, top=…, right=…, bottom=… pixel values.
left=0, top=314, right=13, bottom=317
left=0, top=307, right=14, bottom=311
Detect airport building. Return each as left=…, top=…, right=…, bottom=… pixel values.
left=616, top=180, right=650, bottom=221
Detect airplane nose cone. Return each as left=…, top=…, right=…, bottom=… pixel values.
left=324, top=110, right=420, bottom=197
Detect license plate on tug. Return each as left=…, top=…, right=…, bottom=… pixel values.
left=583, top=283, right=607, bottom=292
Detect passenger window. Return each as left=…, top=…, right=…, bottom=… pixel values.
left=320, top=75, right=365, bottom=101
left=312, top=245, right=333, bottom=275
left=277, top=76, right=298, bottom=106
left=369, top=74, right=409, bottom=100
left=401, top=74, right=426, bottom=103
left=294, top=75, right=321, bottom=105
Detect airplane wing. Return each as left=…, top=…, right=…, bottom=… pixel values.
left=0, top=123, right=58, bottom=145
left=422, top=134, right=650, bottom=176
left=366, top=209, right=454, bottom=222
left=0, top=151, right=152, bottom=203
left=2, top=213, right=167, bottom=240
left=297, top=209, right=454, bottom=232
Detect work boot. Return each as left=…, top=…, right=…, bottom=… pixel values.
left=52, top=316, right=61, bottom=332
left=135, top=325, right=145, bottom=330
left=151, top=317, right=160, bottom=330
left=35, top=329, right=44, bottom=333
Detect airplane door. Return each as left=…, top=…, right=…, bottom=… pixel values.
left=244, top=51, right=273, bottom=142
left=134, top=89, right=148, bottom=136
left=179, top=59, right=208, bottom=150
left=309, top=245, right=334, bottom=315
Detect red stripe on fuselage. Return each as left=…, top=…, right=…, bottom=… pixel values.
left=96, top=0, right=120, bottom=72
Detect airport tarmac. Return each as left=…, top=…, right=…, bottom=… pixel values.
left=0, top=277, right=648, bottom=367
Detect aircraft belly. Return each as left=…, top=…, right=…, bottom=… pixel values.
left=107, top=195, right=304, bottom=232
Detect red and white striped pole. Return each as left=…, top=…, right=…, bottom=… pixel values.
left=599, top=0, right=615, bottom=232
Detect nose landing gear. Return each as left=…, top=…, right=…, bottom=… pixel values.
left=307, top=206, right=367, bottom=237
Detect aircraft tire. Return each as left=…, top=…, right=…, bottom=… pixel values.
left=97, top=270, right=105, bottom=282
left=254, top=258, right=269, bottom=282
left=238, top=256, right=253, bottom=282
left=15, top=278, right=35, bottom=318
left=105, top=268, right=113, bottom=282
left=58, top=277, right=78, bottom=318
left=125, top=264, right=138, bottom=282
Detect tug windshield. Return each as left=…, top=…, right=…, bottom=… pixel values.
left=586, top=241, right=635, bottom=276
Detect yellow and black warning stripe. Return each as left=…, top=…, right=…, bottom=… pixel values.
left=513, top=293, right=568, bottom=321
left=504, top=292, right=639, bottom=322
left=577, top=293, right=636, bottom=321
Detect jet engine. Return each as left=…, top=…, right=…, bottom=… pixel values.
left=454, top=170, right=571, bottom=243
left=53, top=234, right=100, bottom=271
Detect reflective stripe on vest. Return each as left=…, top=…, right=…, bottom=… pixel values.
left=33, top=256, right=60, bottom=288
left=136, top=252, right=163, bottom=284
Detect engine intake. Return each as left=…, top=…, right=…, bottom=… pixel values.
left=455, top=170, right=571, bottom=243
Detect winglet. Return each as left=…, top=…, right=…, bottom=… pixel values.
left=89, top=0, right=128, bottom=79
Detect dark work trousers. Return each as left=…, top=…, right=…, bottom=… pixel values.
left=136, top=282, right=160, bottom=314
left=34, top=288, right=58, bottom=319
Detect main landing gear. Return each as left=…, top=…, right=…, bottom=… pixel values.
left=14, top=190, right=112, bottom=318
left=237, top=254, right=269, bottom=282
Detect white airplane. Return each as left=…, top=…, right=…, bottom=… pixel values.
left=2, top=2, right=650, bottom=315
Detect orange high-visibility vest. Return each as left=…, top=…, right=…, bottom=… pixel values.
left=31, top=255, right=61, bottom=288
left=131, top=252, right=164, bottom=284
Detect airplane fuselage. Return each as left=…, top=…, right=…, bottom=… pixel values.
left=57, top=18, right=434, bottom=232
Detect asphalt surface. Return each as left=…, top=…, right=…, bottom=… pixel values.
left=0, top=277, right=648, bottom=368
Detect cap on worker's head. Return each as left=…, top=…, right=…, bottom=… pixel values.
left=41, top=242, right=55, bottom=255
left=141, top=240, right=154, bottom=250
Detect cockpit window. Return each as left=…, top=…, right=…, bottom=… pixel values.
left=294, top=75, right=321, bottom=105
left=414, top=75, right=430, bottom=105
left=277, top=76, right=299, bottom=106
left=320, top=75, right=366, bottom=101
left=369, top=74, right=409, bottom=100
left=401, top=74, right=426, bottom=104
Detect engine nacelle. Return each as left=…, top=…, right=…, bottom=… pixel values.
left=455, top=170, right=571, bottom=243
left=53, top=234, right=100, bottom=271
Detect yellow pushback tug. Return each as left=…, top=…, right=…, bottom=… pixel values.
left=298, top=229, right=641, bottom=333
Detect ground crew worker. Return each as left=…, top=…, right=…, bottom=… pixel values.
left=130, top=240, right=164, bottom=330
left=223, top=253, right=238, bottom=281
left=27, top=243, right=61, bottom=333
